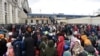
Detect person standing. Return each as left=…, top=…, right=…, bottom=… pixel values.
left=0, top=34, right=7, bottom=56
left=57, top=36, right=65, bottom=56
left=24, top=26, right=35, bottom=56
left=39, top=36, right=48, bottom=56
left=45, top=40, right=57, bottom=56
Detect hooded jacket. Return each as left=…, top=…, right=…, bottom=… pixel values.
left=57, top=36, right=65, bottom=56
left=84, top=39, right=92, bottom=46
left=81, top=35, right=92, bottom=46
left=45, top=40, right=57, bottom=56
left=70, top=36, right=80, bottom=49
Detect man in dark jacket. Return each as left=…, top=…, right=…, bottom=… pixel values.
left=24, top=26, right=35, bottom=56
left=24, top=36, right=35, bottom=56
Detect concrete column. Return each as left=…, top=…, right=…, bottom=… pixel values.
left=7, top=3, right=13, bottom=24
left=0, top=0, right=5, bottom=24
left=12, top=7, right=16, bottom=24
left=15, top=8, right=19, bottom=23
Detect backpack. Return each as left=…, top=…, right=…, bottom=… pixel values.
left=12, top=36, right=25, bottom=56
left=64, top=40, right=70, bottom=51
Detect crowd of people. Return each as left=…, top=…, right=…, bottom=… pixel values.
left=0, top=24, right=100, bottom=56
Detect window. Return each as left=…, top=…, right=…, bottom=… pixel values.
left=36, top=20, right=39, bottom=24
left=4, top=3, right=7, bottom=24
left=5, top=3, right=7, bottom=11
left=42, top=20, right=44, bottom=24
left=47, top=20, right=48, bottom=24
left=35, top=16, right=37, bottom=18
left=31, top=20, right=33, bottom=23
left=25, top=20, right=28, bottom=24
left=5, top=13, right=7, bottom=24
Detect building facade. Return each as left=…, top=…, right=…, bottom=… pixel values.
left=26, top=14, right=89, bottom=24
left=0, top=0, right=30, bottom=24
left=25, top=14, right=56, bottom=24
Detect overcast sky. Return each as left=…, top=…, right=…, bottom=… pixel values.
left=28, top=0, right=100, bottom=15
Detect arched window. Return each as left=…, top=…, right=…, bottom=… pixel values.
left=25, top=20, right=28, bottom=24
left=36, top=20, right=39, bottom=24
left=31, top=20, right=33, bottom=23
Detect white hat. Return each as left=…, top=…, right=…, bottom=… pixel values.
left=73, top=31, right=78, bottom=35
left=8, top=32, right=13, bottom=36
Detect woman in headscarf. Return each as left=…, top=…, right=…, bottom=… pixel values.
left=72, top=39, right=84, bottom=56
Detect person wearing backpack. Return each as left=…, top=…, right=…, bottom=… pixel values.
left=39, top=35, right=48, bottom=56
left=63, top=42, right=71, bottom=56
left=12, top=35, right=25, bottom=56
left=45, top=40, right=57, bottom=56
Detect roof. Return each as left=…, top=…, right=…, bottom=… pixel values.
left=28, top=13, right=94, bottom=19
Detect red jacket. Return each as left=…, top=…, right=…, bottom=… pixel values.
left=57, top=36, right=65, bottom=56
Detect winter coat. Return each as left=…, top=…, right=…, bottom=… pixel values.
left=24, top=37, right=35, bottom=56
left=57, top=36, right=65, bottom=56
left=81, top=35, right=92, bottom=46
left=70, top=36, right=80, bottom=49
left=72, top=39, right=84, bottom=56
left=81, top=35, right=88, bottom=41
left=89, top=35, right=98, bottom=47
left=84, top=39, right=92, bottom=46
left=45, top=40, right=57, bottom=56
left=39, top=41, right=48, bottom=56
left=0, top=38, right=7, bottom=56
